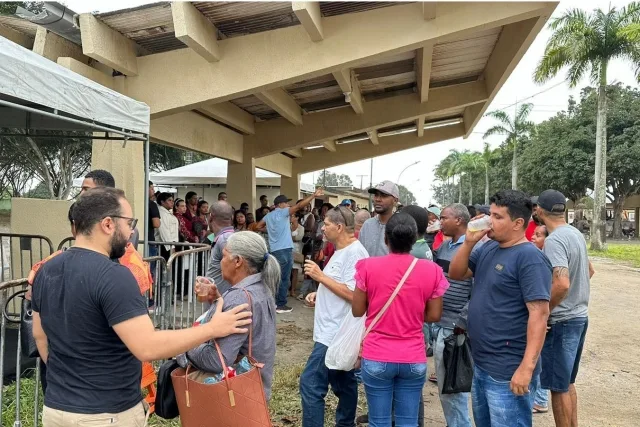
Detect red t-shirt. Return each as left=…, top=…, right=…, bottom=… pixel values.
left=525, top=221, right=537, bottom=242
left=432, top=230, right=445, bottom=251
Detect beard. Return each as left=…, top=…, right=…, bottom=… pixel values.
left=532, top=212, right=542, bottom=226
left=109, top=226, right=129, bottom=259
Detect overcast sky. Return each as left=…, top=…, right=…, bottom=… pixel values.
left=65, top=0, right=638, bottom=206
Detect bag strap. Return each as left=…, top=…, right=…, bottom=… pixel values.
left=363, top=258, right=418, bottom=339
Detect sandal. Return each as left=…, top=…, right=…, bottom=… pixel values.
left=428, top=373, right=438, bottom=383
left=532, top=405, right=549, bottom=413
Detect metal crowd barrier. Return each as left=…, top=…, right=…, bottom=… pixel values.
left=151, top=242, right=212, bottom=331
left=0, top=234, right=54, bottom=283
left=0, top=240, right=213, bottom=426
left=0, top=278, right=41, bottom=427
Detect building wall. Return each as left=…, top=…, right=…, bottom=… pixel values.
left=9, top=198, right=73, bottom=278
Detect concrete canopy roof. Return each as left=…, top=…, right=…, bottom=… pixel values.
left=1, top=1, right=558, bottom=179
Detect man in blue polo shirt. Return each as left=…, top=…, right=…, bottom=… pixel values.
left=449, top=190, right=552, bottom=427
left=255, top=188, right=323, bottom=313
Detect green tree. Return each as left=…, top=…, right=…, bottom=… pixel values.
left=398, top=184, right=417, bottom=205
left=480, top=142, right=493, bottom=204
left=533, top=3, right=640, bottom=250
left=315, top=171, right=353, bottom=187
left=150, top=143, right=211, bottom=172
left=482, top=103, right=534, bottom=190
left=460, top=151, right=483, bottom=205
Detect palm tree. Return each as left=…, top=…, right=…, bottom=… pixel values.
left=446, top=149, right=465, bottom=204
left=461, top=151, right=483, bottom=205
left=480, top=142, right=493, bottom=204
left=533, top=3, right=640, bottom=250
left=482, top=103, right=534, bottom=190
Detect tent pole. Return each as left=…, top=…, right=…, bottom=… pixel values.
left=144, top=135, right=150, bottom=257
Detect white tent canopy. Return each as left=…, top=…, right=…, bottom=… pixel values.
left=0, top=37, right=150, bottom=134
left=150, top=158, right=281, bottom=186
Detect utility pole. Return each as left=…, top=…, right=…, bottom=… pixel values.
left=356, top=174, right=368, bottom=190
left=368, top=158, right=373, bottom=211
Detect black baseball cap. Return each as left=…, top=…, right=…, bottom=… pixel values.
left=538, top=190, right=566, bottom=213
left=274, top=195, right=291, bottom=205
left=530, top=196, right=539, bottom=205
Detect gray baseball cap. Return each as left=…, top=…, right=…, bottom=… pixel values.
left=368, top=180, right=400, bottom=199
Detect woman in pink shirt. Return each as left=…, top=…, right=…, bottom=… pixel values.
left=353, top=212, right=449, bottom=427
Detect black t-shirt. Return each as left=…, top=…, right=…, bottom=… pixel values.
left=32, top=248, right=148, bottom=414
left=148, top=200, right=160, bottom=242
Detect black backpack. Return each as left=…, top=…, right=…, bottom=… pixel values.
left=154, top=359, right=180, bottom=419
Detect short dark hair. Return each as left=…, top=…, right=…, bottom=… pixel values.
left=149, top=181, right=153, bottom=187
left=197, top=200, right=209, bottom=212
left=490, top=190, right=532, bottom=226
left=385, top=212, right=417, bottom=254
left=185, top=191, right=197, bottom=201
left=240, top=202, right=249, bottom=209
left=467, top=205, right=477, bottom=218
left=157, top=192, right=174, bottom=204
left=68, top=203, right=75, bottom=227
left=402, top=205, right=428, bottom=235
left=73, top=187, right=125, bottom=235
left=85, top=169, right=115, bottom=188
left=260, top=195, right=268, bottom=201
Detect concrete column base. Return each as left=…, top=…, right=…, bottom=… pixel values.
left=280, top=173, right=300, bottom=202
left=226, top=159, right=256, bottom=213
left=91, top=138, right=145, bottom=225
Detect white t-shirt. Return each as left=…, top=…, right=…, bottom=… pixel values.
left=313, top=240, right=369, bottom=346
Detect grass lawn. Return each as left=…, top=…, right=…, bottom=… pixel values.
left=588, top=243, right=640, bottom=267
left=3, top=363, right=367, bottom=427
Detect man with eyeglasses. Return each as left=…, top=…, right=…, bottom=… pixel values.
left=31, top=187, right=252, bottom=427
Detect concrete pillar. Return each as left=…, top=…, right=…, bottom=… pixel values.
left=226, top=159, right=256, bottom=213
left=91, top=138, right=145, bottom=227
left=280, top=172, right=301, bottom=202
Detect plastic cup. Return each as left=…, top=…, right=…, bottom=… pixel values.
left=196, top=276, right=213, bottom=297
left=467, top=216, right=492, bottom=232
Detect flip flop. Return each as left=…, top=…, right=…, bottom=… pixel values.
left=428, top=373, right=438, bottom=383
left=533, top=405, right=549, bottom=413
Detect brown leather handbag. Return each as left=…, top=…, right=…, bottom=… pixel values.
left=171, top=289, right=272, bottom=427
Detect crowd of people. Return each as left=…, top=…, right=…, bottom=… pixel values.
left=25, top=169, right=592, bottom=427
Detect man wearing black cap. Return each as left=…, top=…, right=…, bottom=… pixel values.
left=255, top=188, right=323, bottom=313
left=536, top=189, right=593, bottom=427
left=526, top=196, right=540, bottom=241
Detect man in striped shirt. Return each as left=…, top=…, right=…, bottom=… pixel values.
left=432, top=203, right=479, bottom=427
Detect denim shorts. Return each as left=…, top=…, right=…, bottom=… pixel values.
left=541, top=317, right=588, bottom=393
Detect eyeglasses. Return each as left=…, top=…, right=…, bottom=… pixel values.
left=333, top=206, right=352, bottom=228
left=110, top=215, right=138, bottom=230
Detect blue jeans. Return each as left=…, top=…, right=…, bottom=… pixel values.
left=471, top=365, right=538, bottom=427
left=361, top=358, right=426, bottom=427
left=541, top=317, right=588, bottom=393
left=533, top=376, right=549, bottom=408
left=271, top=249, right=293, bottom=307
left=300, top=342, right=358, bottom=427
left=432, top=325, right=472, bottom=427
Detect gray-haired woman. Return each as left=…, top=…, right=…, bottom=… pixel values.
left=177, top=231, right=280, bottom=399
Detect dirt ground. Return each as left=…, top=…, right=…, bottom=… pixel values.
left=274, top=259, right=640, bottom=426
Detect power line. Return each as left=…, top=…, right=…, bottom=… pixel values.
left=487, top=81, right=566, bottom=114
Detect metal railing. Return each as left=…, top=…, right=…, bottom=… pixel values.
left=0, top=234, right=54, bottom=283
left=0, top=240, right=213, bottom=426
left=0, top=278, right=41, bottom=427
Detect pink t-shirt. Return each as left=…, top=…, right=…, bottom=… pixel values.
left=355, top=253, right=449, bottom=363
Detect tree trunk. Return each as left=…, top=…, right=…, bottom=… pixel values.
left=591, top=63, right=608, bottom=251
left=484, top=166, right=490, bottom=204
left=511, top=138, right=518, bottom=190
left=458, top=175, right=462, bottom=204
left=24, top=136, right=55, bottom=198
left=611, top=195, right=625, bottom=240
